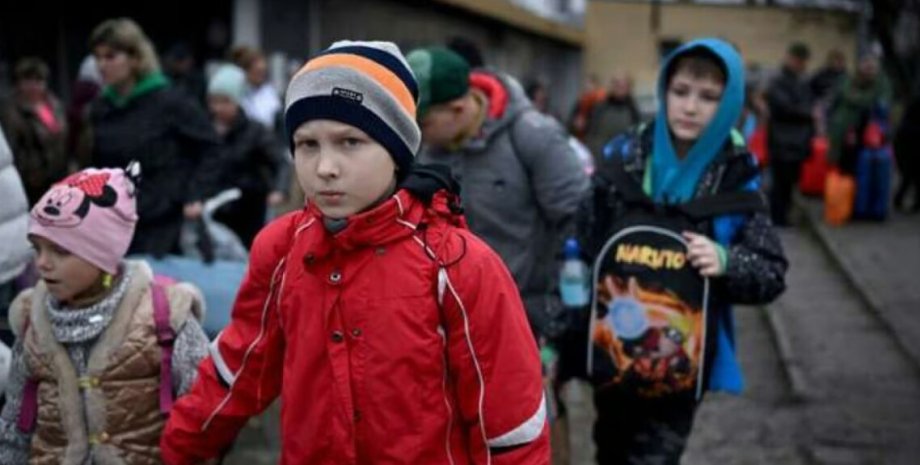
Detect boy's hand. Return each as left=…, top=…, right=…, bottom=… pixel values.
left=683, top=232, right=727, bottom=277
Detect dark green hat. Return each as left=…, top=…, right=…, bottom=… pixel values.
left=406, top=46, right=470, bottom=117
left=788, top=42, right=811, bottom=60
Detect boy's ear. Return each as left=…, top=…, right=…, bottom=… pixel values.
left=449, top=98, right=467, bottom=115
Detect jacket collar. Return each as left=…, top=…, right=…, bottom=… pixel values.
left=302, top=190, right=428, bottom=259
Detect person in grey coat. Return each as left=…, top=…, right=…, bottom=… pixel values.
left=0, top=126, right=32, bottom=384
left=407, top=46, right=590, bottom=339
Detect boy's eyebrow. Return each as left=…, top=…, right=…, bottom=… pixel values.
left=295, top=126, right=363, bottom=139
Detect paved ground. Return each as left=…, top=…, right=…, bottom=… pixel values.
left=682, top=304, right=807, bottom=465
left=769, top=227, right=920, bottom=464
left=799, top=198, right=920, bottom=368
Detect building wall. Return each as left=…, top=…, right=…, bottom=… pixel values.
left=260, top=0, right=584, bottom=120
left=586, top=1, right=858, bottom=99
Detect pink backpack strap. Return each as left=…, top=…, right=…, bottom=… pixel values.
left=151, top=283, right=175, bottom=416
left=17, top=379, right=38, bottom=433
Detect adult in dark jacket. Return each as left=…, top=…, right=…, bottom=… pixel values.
left=84, top=18, right=222, bottom=257
left=207, top=64, right=289, bottom=248
left=582, top=73, right=640, bottom=163
left=894, top=96, right=920, bottom=212
left=0, top=57, right=68, bottom=206
left=766, top=42, right=815, bottom=226
left=164, top=42, right=208, bottom=108
left=810, top=49, right=847, bottom=106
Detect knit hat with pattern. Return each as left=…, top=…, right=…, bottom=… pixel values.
left=284, top=40, right=420, bottom=179
left=29, top=166, right=139, bottom=275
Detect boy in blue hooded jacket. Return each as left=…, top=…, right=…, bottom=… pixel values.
left=577, top=38, right=787, bottom=464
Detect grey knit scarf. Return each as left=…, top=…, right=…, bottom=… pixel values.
left=45, top=264, right=133, bottom=345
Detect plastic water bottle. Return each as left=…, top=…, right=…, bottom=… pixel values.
left=559, top=238, right=590, bottom=308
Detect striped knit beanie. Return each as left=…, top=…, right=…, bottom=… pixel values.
left=284, top=41, right=420, bottom=178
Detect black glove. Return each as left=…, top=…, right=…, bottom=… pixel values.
left=400, top=164, right=460, bottom=205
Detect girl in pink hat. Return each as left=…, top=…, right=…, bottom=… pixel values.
left=0, top=166, right=210, bottom=464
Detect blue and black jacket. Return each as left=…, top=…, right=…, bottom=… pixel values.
left=576, top=123, right=787, bottom=394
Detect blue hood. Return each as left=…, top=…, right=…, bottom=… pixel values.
left=651, top=38, right=745, bottom=203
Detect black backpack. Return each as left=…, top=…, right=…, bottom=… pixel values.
left=586, top=155, right=767, bottom=399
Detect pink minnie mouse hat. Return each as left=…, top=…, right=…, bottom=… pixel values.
left=29, top=164, right=140, bottom=275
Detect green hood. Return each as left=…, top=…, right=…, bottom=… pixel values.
left=103, top=72, right=169, bottom=107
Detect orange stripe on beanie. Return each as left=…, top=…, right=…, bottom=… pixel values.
left=297, top=54, right=417, bottom=117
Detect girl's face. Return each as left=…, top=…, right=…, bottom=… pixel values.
left=93, top=44, right=136, bottom=86
left=293, top=119, right=397, bottom=219
left=30, top=235, right=103, bottom=305
left=666, top=69, right=725, bottom=145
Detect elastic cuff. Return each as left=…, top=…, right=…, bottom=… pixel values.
left=714, top=243, right=729, bottom=273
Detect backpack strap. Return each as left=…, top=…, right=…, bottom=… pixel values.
left=604, top=152, right=767, bottom=222
left=678, top=190, right=769, bottom=222
left=151, top=282, right=175, bottom=416
left=17, top=378, right=38, bottom=433
left=604, top=154, right=653, bottom=207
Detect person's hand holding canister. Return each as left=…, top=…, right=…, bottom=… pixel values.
left=184, top=201, right=204, bottom=220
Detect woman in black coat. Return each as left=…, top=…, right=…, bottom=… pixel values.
left=84, top=18, right=223, bottom=256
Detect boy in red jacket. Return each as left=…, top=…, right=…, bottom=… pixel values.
left=161, top=40, right=550, bottom=465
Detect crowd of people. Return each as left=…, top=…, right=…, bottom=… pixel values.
left=0, top=14, right=912, bottom=465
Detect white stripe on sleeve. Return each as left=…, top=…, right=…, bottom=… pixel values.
left=209, top=333, right=237, bottom=387
left=486, top=392, right=547, bottom=448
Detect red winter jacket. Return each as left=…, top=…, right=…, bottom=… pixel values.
left=161, top=189, right=550, bottom=464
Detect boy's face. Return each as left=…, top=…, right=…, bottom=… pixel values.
left=419, top=98, right=466, bottom=149
left=293, top=119, right=397, bottom=219
left=30, top=235, right=103, bottom=305
left=666, top=69, right=725, bottom=145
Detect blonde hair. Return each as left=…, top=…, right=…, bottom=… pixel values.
left=229, top=45, right=264, bottom=71
left=89, top=18, right=160, bottom=78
